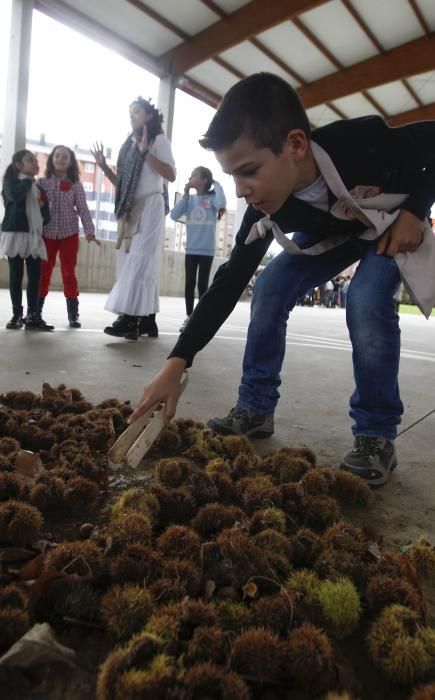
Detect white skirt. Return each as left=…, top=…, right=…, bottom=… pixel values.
left=0, top=232, right=47, bottom=260
left=105, top=194, right=164, bottom=316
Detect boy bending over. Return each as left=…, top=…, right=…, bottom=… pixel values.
left=129, top=73, right=435, bottom=488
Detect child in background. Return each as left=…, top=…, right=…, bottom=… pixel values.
left=1, top=150, right=54, bottom=331
left=170, top=167, right=226, bottom=331
left=38, top=145, right=97, bottom=328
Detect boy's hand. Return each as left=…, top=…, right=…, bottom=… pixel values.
left=128, top=358, right=187, bottom=424
left=184, top=182, right=191, bottom=195
left=376, top=209, right=424, bottom=256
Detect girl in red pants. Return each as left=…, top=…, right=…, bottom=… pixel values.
left=38, top=145, right=97, bottom=327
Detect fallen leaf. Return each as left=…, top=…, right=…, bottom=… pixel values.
left=242, top=581, right=258, bottom=599
left=32, top=539, right=55, bottom=554
left=108, top=416, right=116, bottom=437
left=367, top=542, right=382, bottom=561
left=296, top=481, right=305, bottom=498
left=14, top=450, right=44, bottom=481
left=0, top=547, right=35, bottom=563
left=62, top=555, right=93, bottom=578
left=204, top=579, right=216, bottom=600
left=103, top=535, right=114, bottom=555
left=0, top=623, right=77, bottom=668
left=41, top=383, right=60, bottom=400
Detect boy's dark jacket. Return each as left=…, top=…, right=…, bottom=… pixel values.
left=1, top=177, right=50, bottom=232
left=172, top=115, right=435, bottom=366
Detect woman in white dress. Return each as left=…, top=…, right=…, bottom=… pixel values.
left=92, top=98, right=176, bottom=340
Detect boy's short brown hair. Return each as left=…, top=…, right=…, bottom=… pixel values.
left=200, top=72, right=310, bottom=155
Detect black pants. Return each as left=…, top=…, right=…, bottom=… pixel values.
left=184, top=254, right=214, bottom=316
left=8, top=255, right=41, bottom=312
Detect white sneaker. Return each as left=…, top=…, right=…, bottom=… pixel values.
left=179, top=317, right=190, bottom=332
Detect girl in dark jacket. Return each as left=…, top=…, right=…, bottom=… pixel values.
left=1, top=149, right=54, bottom=330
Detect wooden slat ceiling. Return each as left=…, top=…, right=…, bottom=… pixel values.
left=35, top=0, right=435, bottom=127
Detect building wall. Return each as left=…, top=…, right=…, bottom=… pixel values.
left=0, top=136, right=235, bottom=296
left=0, top=136, right=237, bottom=250
left=0, top=239, right=228, bottom=296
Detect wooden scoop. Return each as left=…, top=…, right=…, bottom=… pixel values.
left=108, top=372, right=188, bottom=468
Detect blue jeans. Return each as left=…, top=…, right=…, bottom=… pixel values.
left=238, top=231, right=403, bottom=440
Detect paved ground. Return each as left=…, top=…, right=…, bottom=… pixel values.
left=1, top=289, right=435, bottom=455
left=1, top=289, right=434, bottom=548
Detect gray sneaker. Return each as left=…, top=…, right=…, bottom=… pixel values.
left=340, top=435, right=397, bottom=487
left=207, top=406, right=274, bottom=438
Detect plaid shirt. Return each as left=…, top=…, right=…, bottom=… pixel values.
left=38, top=177, right=95, bottom=239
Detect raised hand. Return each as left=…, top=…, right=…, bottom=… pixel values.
left=136, top=125, right=149, bottom=154
left=91, top=142, right=106, bottom=168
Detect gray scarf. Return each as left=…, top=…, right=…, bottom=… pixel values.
left=114, top=136, right=145, bottom=219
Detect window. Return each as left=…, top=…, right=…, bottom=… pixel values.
left=83, top=182, right=93, bottom=192
left=84, top=163, right=95, bottom=173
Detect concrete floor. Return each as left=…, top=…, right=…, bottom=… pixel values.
left=1, top=288, right=435, bottom=474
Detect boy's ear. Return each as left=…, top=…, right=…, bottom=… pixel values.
left=284, top=129, right=309, bottom=161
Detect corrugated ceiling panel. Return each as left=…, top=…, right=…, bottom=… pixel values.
left=367, top=81, right=418, bottom=116
left=407, top=71, right=435, bottom=106
left=186, top=60, right=239, bottom=96
left=349, top=0, right=423, bottom=50
left=307, top=103, right=342, bottom=128
left=138, top=0, right=218, bottom=36
left=299, top=0, right=378, bottom=68
left=209, top=0, right=251, bottom=13
left=330, top=92, right=383, bottom=118
left=257, top=21, right=336, bottom=83
left=415, top=0, right=435, bottom=30
left=219, top=41, right=299, bottom=87
left=60, top=0, right=181, bottom=54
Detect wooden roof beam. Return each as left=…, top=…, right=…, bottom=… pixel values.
left=199, top=0, right=306, bottom=85
left=158, top=0, right=328, bottom=75
left=389, top=102, right=435, bottom=126
left=177, top=77, right=221, bottom=109
left=125, top=0, right=187, bottom=40
left=299, top=32, right=435, bottom=108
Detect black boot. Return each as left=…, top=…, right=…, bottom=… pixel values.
left=104, top=314, right=130, bottom=337
left=66, top=297, right=81, bottom=328
left=25, top=311, right=54, bottom=332
left=124, top=316, right=139, bottom=340
left=147, top=314, right=158, bottom=337
left=6, top=306, right=24, bottom=330
left=39, top=297, right=45, bottom=312
left=139, top=314, right=158, bottom=338
left=138, top=316, right=148, bottom=336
